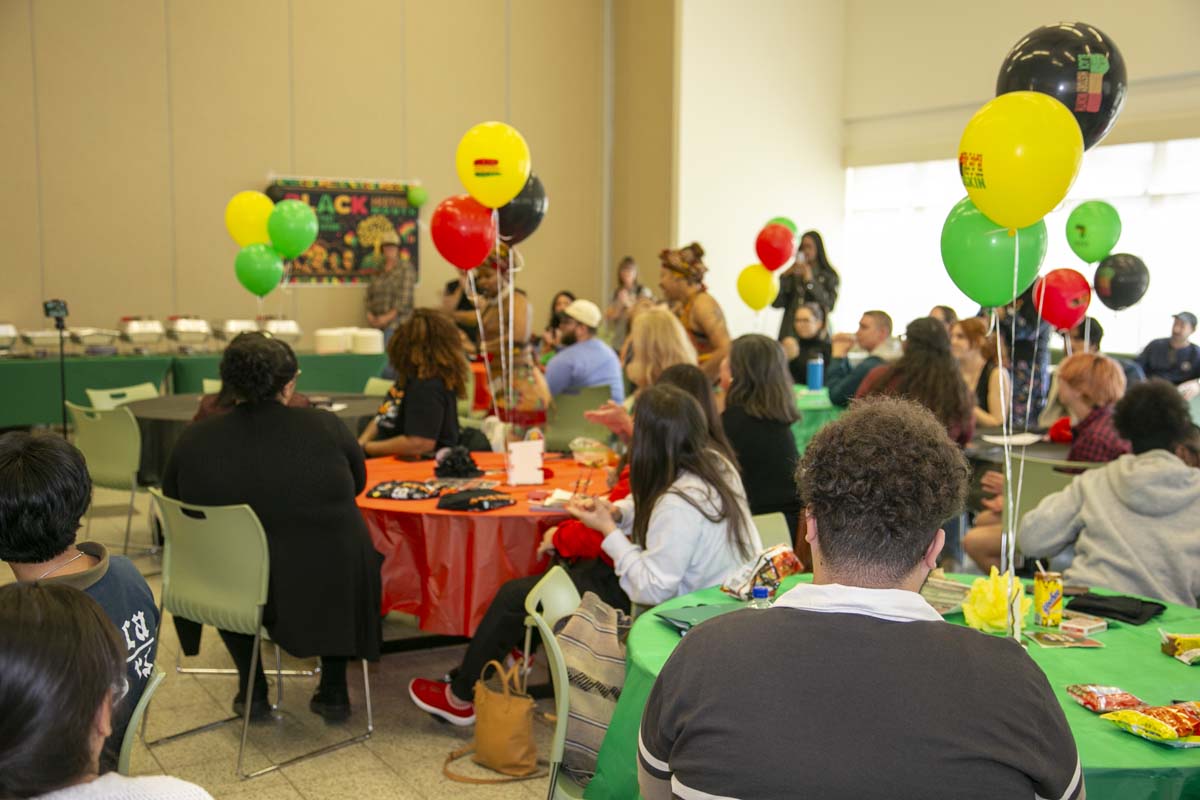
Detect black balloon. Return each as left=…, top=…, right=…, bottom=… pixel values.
left=996, top=22, right=1127, bottom=150
left=497, top=174, right=547, bottom=245
left=1093, top=253, right=1149, bottom=311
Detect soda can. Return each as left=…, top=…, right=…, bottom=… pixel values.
left=1034, top=571, right=1063, bottom=627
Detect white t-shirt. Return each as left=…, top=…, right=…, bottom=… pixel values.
left=37, top=774, right=213, bottom=800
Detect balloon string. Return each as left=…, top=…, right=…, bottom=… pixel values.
left=1084, top=316, right=1091, bottom=352
left=468, top=270, right=500, bottom=419
left=508, top=246, right=515, bottom=424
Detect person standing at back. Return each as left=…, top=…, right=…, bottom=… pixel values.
left=544, top=299, right=625, bottom=403
left=658, top=242, right=731, bottom=382
left=773, top=230, right=839, bottom=340
left=364, top=229, right=416, bottom=351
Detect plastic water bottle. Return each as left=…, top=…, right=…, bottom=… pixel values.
left=806, top=354, right=824, bottom=390
left=748, top=586, right=772, bottom=609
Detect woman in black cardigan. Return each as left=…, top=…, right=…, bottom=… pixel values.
left=163, top=333, right=382, bottom=722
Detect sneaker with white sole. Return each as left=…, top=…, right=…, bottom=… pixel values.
left=409, top=678, right=475, bottom=726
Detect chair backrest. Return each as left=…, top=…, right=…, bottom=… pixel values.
left=85, top=382, right=159, bottom=410
left=523, top=566, right=582, bottom=767
left=1002, top=455, right=1105, bottom=539
left=362, top=376, right=393, bottom=397
left=118, top=667, right=165, bottom=775
left=545, top=386, right=614, bottom=452
left=1189, top=393, right=1200, bottom=425
left=201, top=378, right=223, bottom=395
left=752, top=512, right=791, bottom=550
left=65, top=402, right=141, bottom=491
left=148, top=488, right=270, bottom=635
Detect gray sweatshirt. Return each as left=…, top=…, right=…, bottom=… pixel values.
left=1018, top=449, right=1200, bottom=608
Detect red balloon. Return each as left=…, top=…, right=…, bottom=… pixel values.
left=1033, top=268, right=1091, bottom=330
left=755, top=224, right=796, bottom=271
left=431, top=195, right=497, bottom=271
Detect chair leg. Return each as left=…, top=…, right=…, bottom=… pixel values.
left=274, top=644, right=284, bottom=708
left=546, top=761, right=560, bottom=800
left=236, top=630, right=264, bottom=778
left=122, top=486, right=136, bottom=555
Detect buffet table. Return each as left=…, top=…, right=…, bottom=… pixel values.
left=172, top=352, right=387, bottom=394
left=0, top=355, right=173, bottom=428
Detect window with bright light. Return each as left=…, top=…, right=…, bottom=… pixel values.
left=839, top=138, right=1200, bottom=355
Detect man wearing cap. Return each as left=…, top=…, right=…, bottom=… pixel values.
left=658, top=242, right=731, bottom=382
left=1136, top=312, right=1200, bottom=387
left=544, top=299, right=625, bottom=403
left=364, top=229, right=416, bottom=350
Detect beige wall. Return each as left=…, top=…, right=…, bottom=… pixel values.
left=845, top=0, right=1200, bottom=164
left=676, top=0, right=846, bottom=337
left=0, top=0, right=605, bottom=346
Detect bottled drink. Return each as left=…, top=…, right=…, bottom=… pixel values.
left=806, top=354, right=824, bottom=390
left=748, top=586, right=772, bottom=609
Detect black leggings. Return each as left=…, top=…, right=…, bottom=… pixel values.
left=217, top=629, right=348, bottom=698
left=450, top=558, right=628, bottom=702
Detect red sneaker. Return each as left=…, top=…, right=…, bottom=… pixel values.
left=504, top=647, right=535, bottom=676
left=408, top=678, right=475, bottom=726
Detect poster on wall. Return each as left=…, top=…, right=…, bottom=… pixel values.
left=265, top=176, right=420, bottom=285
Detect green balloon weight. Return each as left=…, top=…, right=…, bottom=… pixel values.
left=235, top=244, right=284, bottom=297
left=267, top=199, right=319, bottom=259
left=940, top=197, right=1047, bottom=307
left=407, top=185, right=428, bottom=208
left=1066, top=201, right=1121, bottom=263
left=766, top=216, right=798, bottom=235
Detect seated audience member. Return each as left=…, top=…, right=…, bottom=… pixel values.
left=720, top=335, right=802, bottom=541
left=951, top=317, right=1009, bottom=428
left=1040, top=317, right=1144, bottom=426
left=408, top=382, right=759, bottom=725
left=857, top=317, right=974, bottom=446
left=540, top=290, right=577, bottom=353
left=638, top=398, right=1082, bottom=800
left=1018, top=380, right=1200, bottom=607
left=1137, top=312, right=1200, bottom=386
left=929, top=304, right=958, bottom=333
left=825, top=310, right=893, bottom=406
left=0, top=583, right=212, bottom=800
left=164, top=332, right=382, bottom=722
left=359, top=309, right=466, bottom=457
left=965, top=353, right=1130, bottom=572
left=780, top=302, right=832, bottom=385
left=193, top=336, right=310, bottom=422
left=994, top=288, right=1053, bottom=427
left=544, top=299, right=625, bottom=403
left=0, top=433, right=158, bottom=775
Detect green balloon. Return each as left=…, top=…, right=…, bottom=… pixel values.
left=267, top=199, right=318, bottom=259
left=1066, top=201, right=1121, bottom=263
left=940, top=197, right=1047, bottom=307
left=235, top=244, right=284, bottom=297
left=767, top=216, right=798, bottom=235
left=407, top=185, right=428, bottom=208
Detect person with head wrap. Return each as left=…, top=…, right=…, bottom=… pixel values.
left=658, top=242, right=731, bottom=382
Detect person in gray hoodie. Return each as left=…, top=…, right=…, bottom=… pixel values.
left=1019, top=379, right=1200, bottom=608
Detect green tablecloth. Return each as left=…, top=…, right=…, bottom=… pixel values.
left=586, top=575, right=1200, bottom=800
left=172, top=352, right=387, bottom=394
left=792, top=385, right=843, bottom=455
left=0, top=355, right=173, bottom=428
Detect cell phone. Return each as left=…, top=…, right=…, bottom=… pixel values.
left=43, top=299, right=68, bottom=319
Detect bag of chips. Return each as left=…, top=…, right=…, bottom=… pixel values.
left=720, top=544, right=803, bottom=600
left=366, top=481, right=441, bottom=501
left=1101, top=704, right=1200, bottom=748
left=1066, top=685, right=1145, bottom=713
left=1160, top=630, right=1200, bottom=665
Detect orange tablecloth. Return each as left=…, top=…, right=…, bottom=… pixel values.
left=357, top=452, right=599, bottom=636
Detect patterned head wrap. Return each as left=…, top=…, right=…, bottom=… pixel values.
left=477, top=242, right=524, bottom=274
left=658, top=242, right=707, bottom=283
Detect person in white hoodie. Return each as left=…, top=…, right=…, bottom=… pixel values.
left=1019, top=379, right=1200, bottom=607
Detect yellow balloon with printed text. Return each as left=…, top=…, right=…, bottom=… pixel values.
left=224, top=191, right=275, bottom=247
left=736, top=264, right=777, bottom=311
left=958, top=92, right=1083, bottom=230
left=455, top=122, right=532, bottom=209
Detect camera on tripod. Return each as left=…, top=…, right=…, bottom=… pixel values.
left=43, top=299, right=69, bottom=324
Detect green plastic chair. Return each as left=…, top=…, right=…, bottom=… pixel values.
left=67, top=402, right=144, bottom=555
left=362, top=376, right=393, bottom=397
left=523, top=566, right=585, bottom=799
left=85, top=382, right=160, bottom=410
left=118, top=667, right=165, bottom=776
left=1188, top=393, right=1200, bottom=425
left=752, top=512, right=792, bottom=550
left=544, top=386, right=614, bottom=452
left=201, top=378, right=223, bottom=395
left=1002, top=454, right=1104, bottom=571
left=146, top=489, right=373, bottom=779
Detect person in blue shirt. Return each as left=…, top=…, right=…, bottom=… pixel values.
left=1137, top=312, right=1200, bottom=386
left=826, top=310, right=893, bottom=407
left=544, top=299, right=625, bottom=403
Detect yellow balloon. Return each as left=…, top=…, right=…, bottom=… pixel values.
left=736, top=264, right=777, bottom=311
left=224, top=191, right=275, bottom=247
left=958, top=92, right=1083, bottom=230
left=455, top=122, right=532, bottom=209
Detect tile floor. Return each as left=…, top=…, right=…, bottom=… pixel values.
left=4, top=487, right=555, bottom=800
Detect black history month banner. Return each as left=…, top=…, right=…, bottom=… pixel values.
left=265, top=177, right=420, bottom=285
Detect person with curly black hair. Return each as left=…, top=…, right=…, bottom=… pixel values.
left=164, top=332, right=383, bottom=722
left=1019, top=379, right=1200, bottom=607
left=638, top=397, right=1083, bottom=800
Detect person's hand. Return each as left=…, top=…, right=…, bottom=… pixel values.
left=831, top=333, right=856, bottom=358
left=981, top=470, right=1005, bottom=495
left=982, top=494, right=1004, bottom=513
left=567, top=496, right=616, bottom=533
left=584, top=401, right=634, bottom=440
left=536, top=526, right=558, bottom=558
left=781, top=336, right=800, bottom=360
left=797, top=261, right=814, bottom=282
left=1181, top=380, right=1200, bottom=400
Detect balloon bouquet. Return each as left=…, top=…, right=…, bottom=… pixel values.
left=737, top=216, right=798, bottom=329
left=430, top=122, right=543, bottom=423
left=224, top=192, right=319, bottom=299
left=939, top=22, right=1128, bottom=639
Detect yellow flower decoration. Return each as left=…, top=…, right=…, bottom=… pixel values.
left=962, top=567, right=1032, bottom=634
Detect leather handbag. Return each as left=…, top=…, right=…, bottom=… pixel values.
left=443, top=659, right=546, bottom=783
